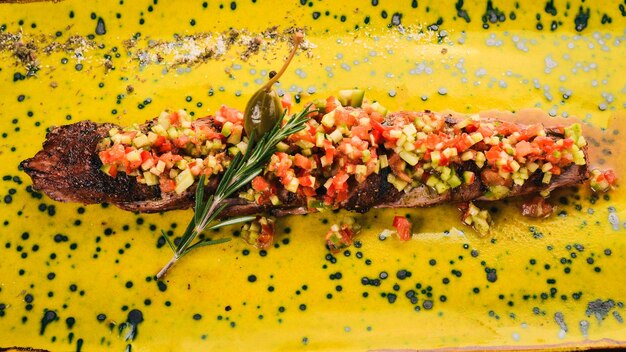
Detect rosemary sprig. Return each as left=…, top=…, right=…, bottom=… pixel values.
left=155, top=105, right=312, bottom=279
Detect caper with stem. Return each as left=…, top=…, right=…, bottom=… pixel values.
left=243, top=32, right=304, bottom=141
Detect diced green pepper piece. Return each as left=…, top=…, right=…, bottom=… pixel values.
left=564, top=123, right=586, bottom=147
left=227, top=126, right=242, bottom=144
left=447, top=174, right=462, bottom=188
left=463, top=171, right=475, bottom=184
left=399, top=151, right=419, bottom=166
left=276, top=141, right=290, bottom=152
left=440, top=166, right=452, bottom=181
left=338, top=89, right=365, bottom=107
left=100, top=164, right=114, bottom=175
left=311, top=98, right=327, bottom=113
left=221, top=121, right=233, bottom=137
left=143, top=171, right=159, bottom=186
left=174, top=168, right=195, bottom=194
left=388, top=173, right=408, bottom=191
left=370, top=102, right=388, bottom=116
left=434, top=180, right=450, bottom=194
left=321, top=110, right=336, bottom=128
left=426, top=175, right=439, bottom=188
left=484, top=185, right=510, bottom=200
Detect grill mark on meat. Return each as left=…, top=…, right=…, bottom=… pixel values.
left=21, top=116, right=591, bottom=215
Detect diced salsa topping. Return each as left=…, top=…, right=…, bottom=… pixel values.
left=241, top=216, right=275, bottom=250
left=460, top=202, right=492, bottom=235
left=325, top=217, right=360, bottom=253
left=98, top=106, right=243, bottom=194
left=589, top=169, right=617, bottom=193
left=98, top=92, right=593, bottom=206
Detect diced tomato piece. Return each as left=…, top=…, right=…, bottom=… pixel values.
left=500, top=162, right=514, bottom=173
left=335, top=190, right=349, bottom=203
left=392, top=216, right=412, bottom=241
left=369, top=111, right=385, bottom=123
left=562, top=138, right=574, bottom=149
left=280, top=172, right=295, bottom=186
left=294, top=154, right=312, bottom=170
left=333, top=171, right=350, bottom=187
left=604, top=169, right=617, bottom=185
left=452, top=133, right=474, bottom=153
left=371, top=129, right=382, bottom=144
left=372, top=120, right=391, bottom=133
left=298, top=176, right=313, bottom=187
left=159, top=178, right=176, bottom=193
left=257, top=222, right=275, bottom=250
left=485, top=146, right=503, bottom=164
left=324, top=146, right=335, bottom=165
left=533, top=136, right=555, bottom=149
left=464, top=123, right=479, bottom=133
left=140, top=150, right=151, bottom=162
left=189, top=162, right=203, bottom=176
left=128, top=159, right=142, bottom=170
left=335, top=109, right=357, bottom=127
left=157, top=140, right=173, bottom=153
left=99, top=146, right=124, bottom=164
left=216, top=105, right=244, bottom=125
left=153, top=135, right=166, bottom=147
left=326, top=96, right=340, bottom=112
left=515, top=140, right=536, bottom=158
left=281, top=93, right=293, bottom=113
left=174, top=135, right=190, bottom=148
left=108, top=164, right=118, bottom=177
left=425, top=133, right=443, bottom=150
left=477, top=125, right=494, bottom=138
left=519, top=123, right=544, bottom=140
left=168, top=111, right=179, bottom=125
left=300, top=186, right=317, bottom=197
left=496, top=121, right=521, bottom=136
left=351, top=125, right=369, bottom=140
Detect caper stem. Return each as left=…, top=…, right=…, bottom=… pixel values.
left=262, top=32, right=303, bottom=92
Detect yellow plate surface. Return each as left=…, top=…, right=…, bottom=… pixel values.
left=0, top=0, right=625, bottom=350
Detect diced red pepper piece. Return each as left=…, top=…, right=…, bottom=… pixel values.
left=392, top=216, right=412, bottom=241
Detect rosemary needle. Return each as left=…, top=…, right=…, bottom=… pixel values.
left=155, top=105, right=312, bottom=279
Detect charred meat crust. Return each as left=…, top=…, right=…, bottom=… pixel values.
left=21, top=121, right=161, bottom=205
left=21, top=116, right=590, bottom=215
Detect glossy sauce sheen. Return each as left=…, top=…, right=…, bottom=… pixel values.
left=0, top=0, right=625, bottom=350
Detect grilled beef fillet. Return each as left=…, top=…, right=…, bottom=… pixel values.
left=20, top=114, right=589, bottom=216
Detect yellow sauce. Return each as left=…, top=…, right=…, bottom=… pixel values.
left=0, top=0, right=625, bottom=350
